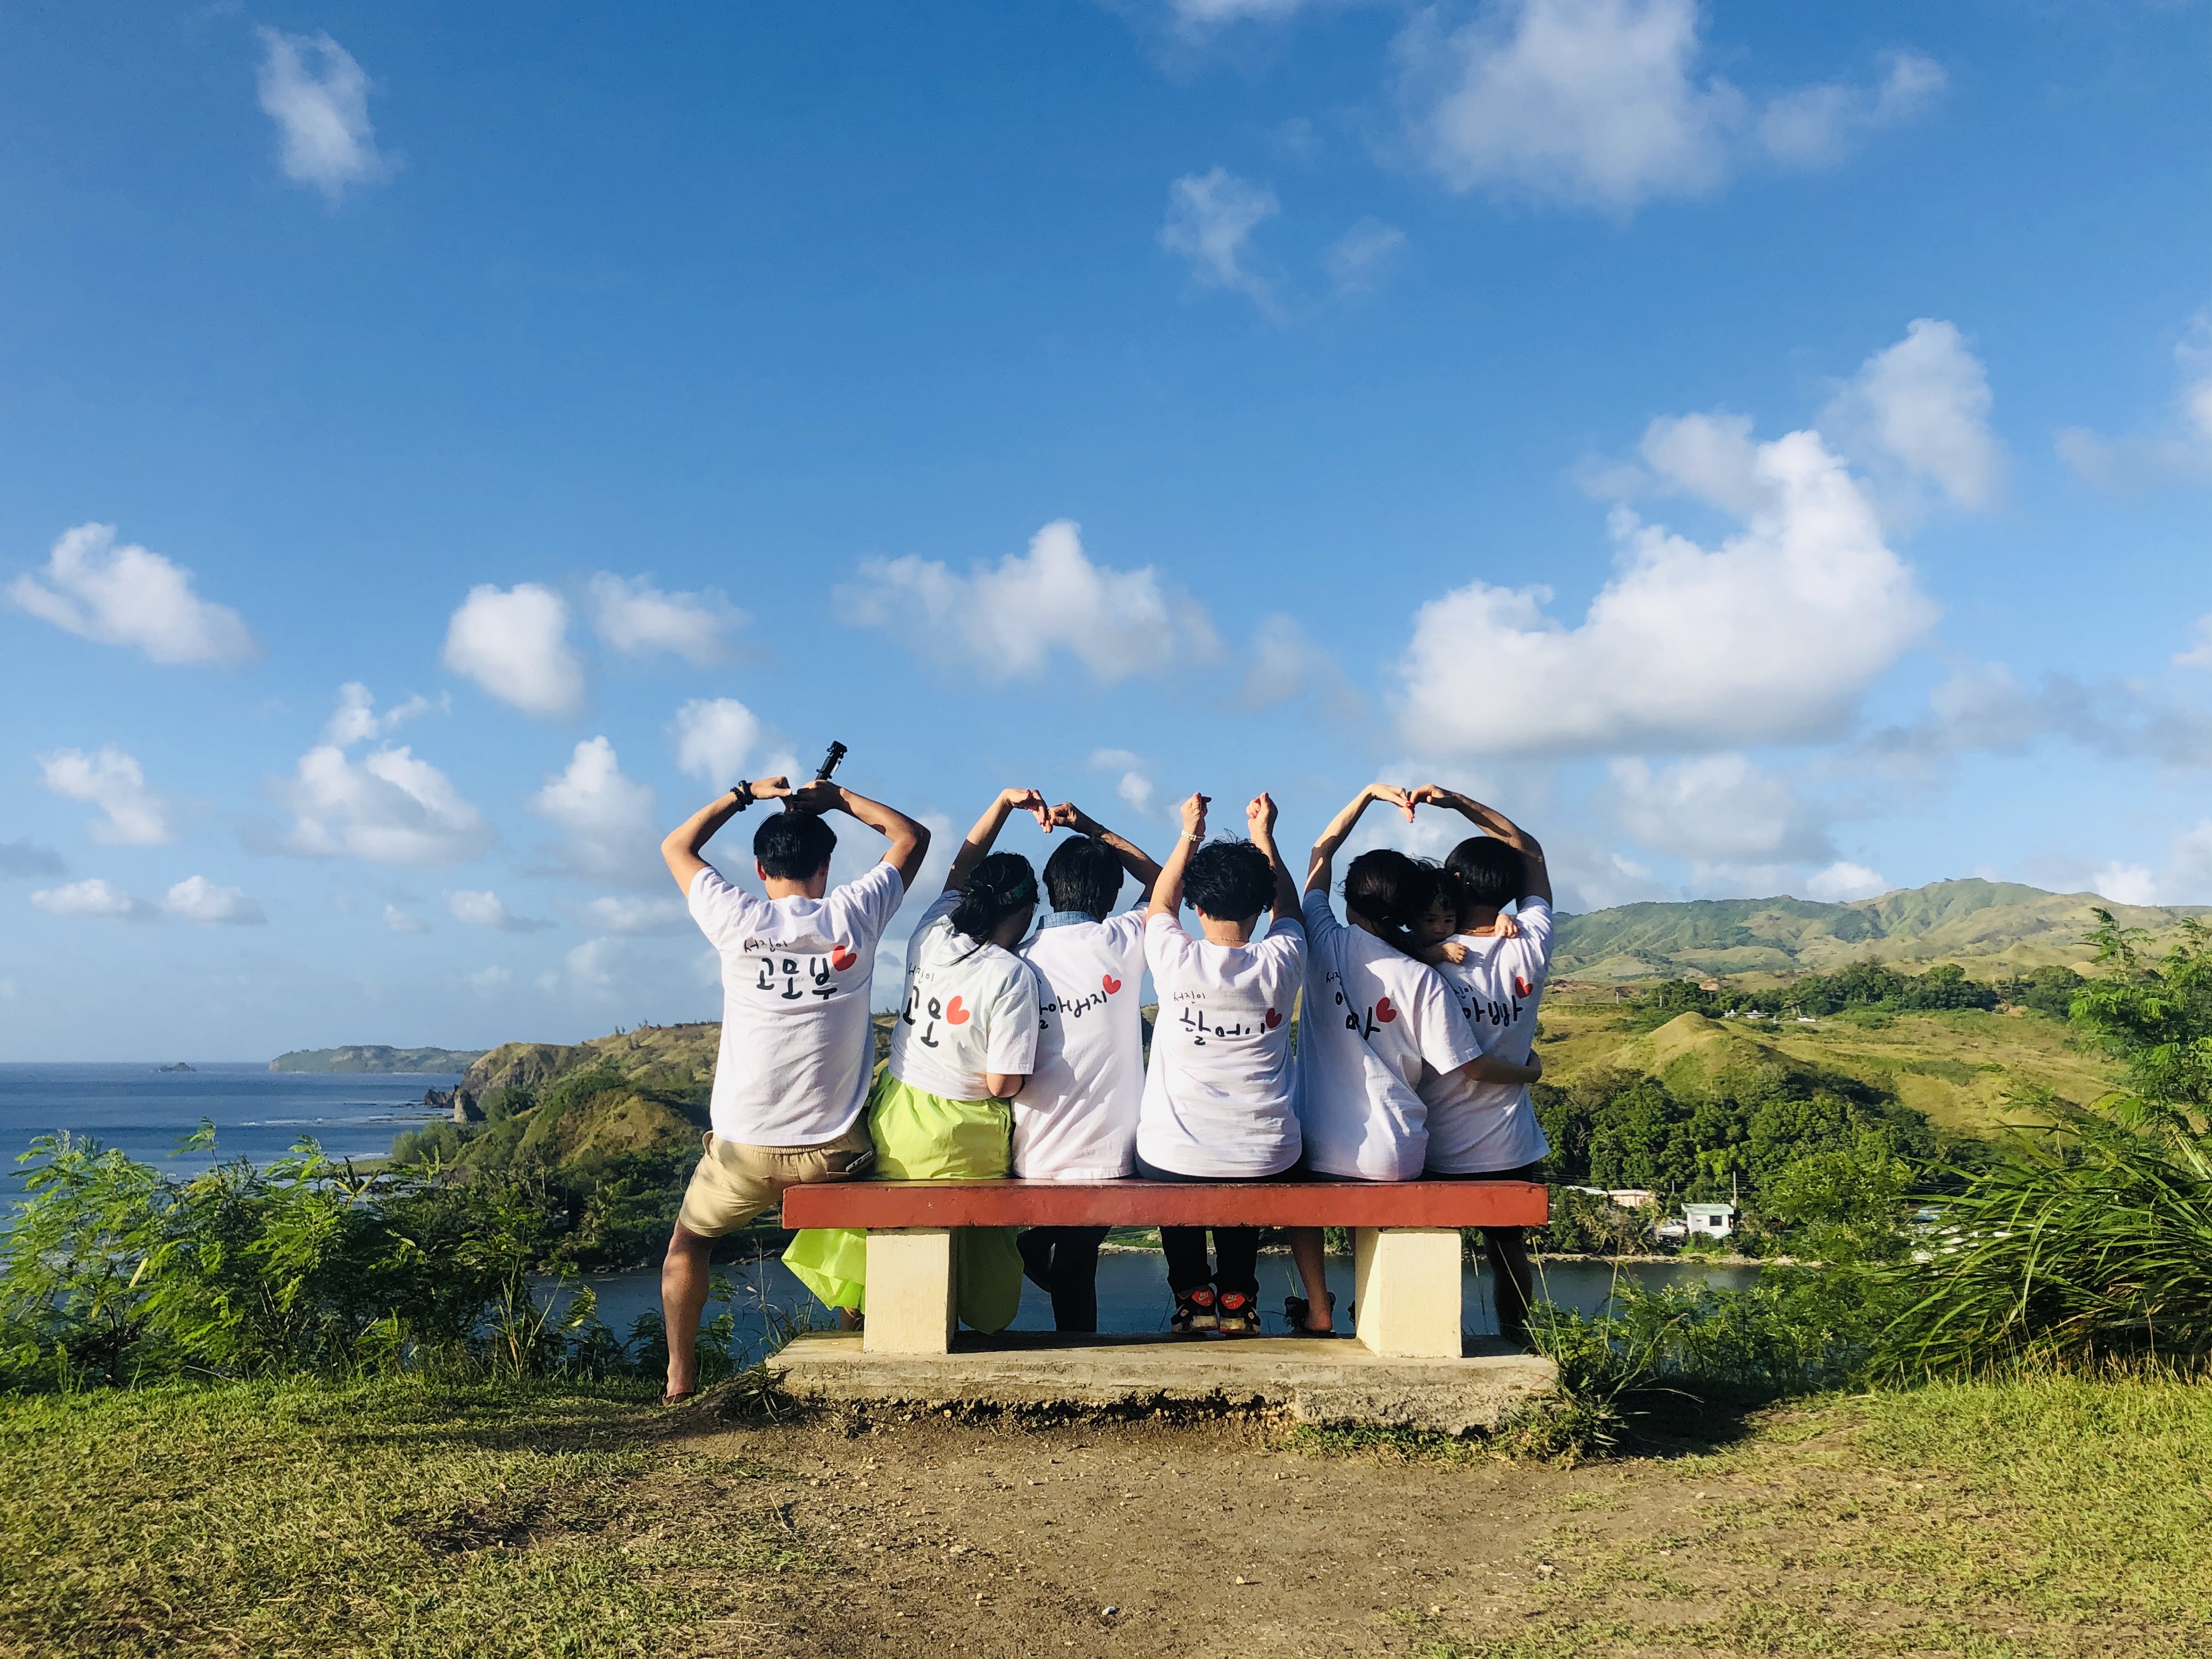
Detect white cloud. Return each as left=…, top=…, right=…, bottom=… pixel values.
left=384, top=903, right=430, bottom=934
left=164, top=875, right=267, bottom=926
left=1238, top=613, right=1362, bottom=715
left=38, top=746, right=172, bottom=846
left=1604, top=754, right=1833, bottom=864
left=2177, top=616, right=2212, bottom=670
left=442, top=584, right=586, bottom=718
left=1824, top=319, right=2003, bottom=510
left=1398, top=415, right=1937, bottom=757
left=30, top=878, right=156, bottom=922
left=8, top=523, right=257, bottom=666
left=255, top=29, right=388, bottom=202
left=323, top=683, right=442, bottom=746
left=2090, top=861, right=2162, bottom=908
left=1324, top=218, right=1407, bottom=293
left=528, top=737, right=662, bottom=888
left=0, top=839, right=66, bottom=879
left=1082, top=749, right=1159, bottom=817
left=2058, top=311, right=2212, bottom=489
left=1394, top=0, right=1940, bottom=211
left=1160, top=168, right=1281, bottom=314
left=278, top=742, right=494, bottom=867
left=1801, top=860, right=1889, bottom=903
left=445, top=889, right=555, bottom=933
left=1170, top=0, right=1326, bottom=22
left=572, top=894, right=691, bottom=935
left=465, top=965, right=513, bottom=996
left=1864, top=661, right=2212, bottom=772
left=838, top=520, right=1222, bottom=685
left=673, top=697, right=764, bottom=784
left=545, top=936, right=622, bottom=999
left=586, top=574, right=741, bottom=663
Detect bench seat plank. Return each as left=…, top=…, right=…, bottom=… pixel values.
left=781, top=1178, right=1547, bottom=1231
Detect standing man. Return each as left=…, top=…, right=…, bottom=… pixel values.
left=657, top=772, right=930, bottom=1403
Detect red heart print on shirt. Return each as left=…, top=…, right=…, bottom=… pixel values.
left=831, top=945, right=859, bottom=972
left=1102, top=974, right=1122, bottom=995
left=1264, top=1007, right=1282, bottom=1030
left=1514, top=973, right=1532, bottom=999
left=1375, top=996, right=1398, bottom=1024
left=944, top=995, right=970, bottom=1026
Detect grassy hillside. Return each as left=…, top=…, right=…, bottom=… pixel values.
left=1553, top=876, right=2202, bottom=983
left=269, top=1043, right=486, bottom=1073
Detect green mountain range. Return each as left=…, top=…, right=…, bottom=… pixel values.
left=269, top=1045, right=487, bottom=1074
left=1552, top=877, right=2204, bottom=983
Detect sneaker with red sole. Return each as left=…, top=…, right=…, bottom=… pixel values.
left=1214, top=1288, right=1261, bottom=1335
left=1171, top=1287, right=1217, bottom=1334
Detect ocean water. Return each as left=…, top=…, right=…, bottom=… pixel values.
left=0, top=1062, right=459, bottom=1178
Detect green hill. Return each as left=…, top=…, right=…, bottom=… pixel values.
left=1553, top=877, right=2203, bottom=983
left=270, top=1045, right=486, bottom=1074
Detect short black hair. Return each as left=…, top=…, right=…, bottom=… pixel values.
left=1183, top=839, right=1274, bottom=924
left=1043, top=836, right=1124, bottom=921
left=1445, top=836, right=1523, bottom=911
left=753, top=811, right=837, bottom=881
left=950, top=851, right=1039, bottom=943
left=1342, top=849, right=1438, bottom=934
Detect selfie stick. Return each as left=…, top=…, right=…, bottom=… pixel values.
left=815, top=741, right=848, bottom=782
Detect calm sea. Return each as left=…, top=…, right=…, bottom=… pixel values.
left=0, top=1062, right=459, bottom=1179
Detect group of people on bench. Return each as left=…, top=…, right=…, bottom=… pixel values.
left=655, top=771, right=1553, bottom=1404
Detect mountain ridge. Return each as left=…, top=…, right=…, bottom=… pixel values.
left=1552, top=877, right=2204, bottom=983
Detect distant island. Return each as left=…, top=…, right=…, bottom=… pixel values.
left=269, top=1045, right=487, bottom=1074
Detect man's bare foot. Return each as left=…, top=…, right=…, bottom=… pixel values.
left=1284, top=1292, right=1336, bottom=1334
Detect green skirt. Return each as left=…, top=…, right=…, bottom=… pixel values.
left=782, top=1068, right=1024, bottom=1334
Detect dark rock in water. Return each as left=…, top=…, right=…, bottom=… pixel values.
left=421, top=1085, right=482, bottom=1124
left=155, top=1062, right=196, bottom=1073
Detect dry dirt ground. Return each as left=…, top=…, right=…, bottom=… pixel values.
left=631, top=1397, right=2140, bottom=1659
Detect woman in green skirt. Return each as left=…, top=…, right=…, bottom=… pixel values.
left=785, top=787, right=1048, bottom=1331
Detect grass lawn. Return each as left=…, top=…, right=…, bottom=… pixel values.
left=3, top=1370, right=2207, bottom=1657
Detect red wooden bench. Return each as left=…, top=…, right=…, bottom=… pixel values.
left=780, top=1179, right=1549, bottom=1358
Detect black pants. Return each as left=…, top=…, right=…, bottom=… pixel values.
left=1159, top=1226, right=1260, bottom=1299
left=1426, top=1161, right=1543, bottom=1346
left=1018, top=1226, right=1110, bottom=1333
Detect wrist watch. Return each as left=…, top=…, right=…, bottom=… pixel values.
left=730, top=780, right=754, bottom=810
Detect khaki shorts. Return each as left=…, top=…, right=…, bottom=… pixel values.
left=675, top=1119, right=877, bottom=1239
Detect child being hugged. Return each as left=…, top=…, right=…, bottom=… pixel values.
left=1012, top=803, right=1164, bottom=1332
left=1403, top=785, right=1556, bottom=1348
left=785, top=787, right=1048, bottom=1334
left=1138, top=791, right=1305, bottom=1337
left=1283, top=783, right=1542, bottom=1334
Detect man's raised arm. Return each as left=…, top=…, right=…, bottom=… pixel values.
left=944, top=787, right=1049, bottom=894
left=1049, top=802, right=1165, bottom=900
left=1305, top=782, right=1413, bottom=896
left=1148, top=793, right=1209, bottom=922
left=661, top=776, right=795, bottom=891
left=1410, top=786, right=1551, bottom=905
left=1248, top=792, right=1300, bottom=926
left=787, top=780, right=933, bottom=893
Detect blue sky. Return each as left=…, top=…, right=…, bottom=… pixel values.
left=5, top=0, right=2212, bottom=1060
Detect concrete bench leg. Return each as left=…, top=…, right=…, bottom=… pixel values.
left=862, top=1228, right=957, bottom=1355
left=1353, top=1227, right=1464, bottom=1358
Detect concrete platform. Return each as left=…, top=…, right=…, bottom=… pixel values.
left=770, top=1329, right=1558, bottom=1437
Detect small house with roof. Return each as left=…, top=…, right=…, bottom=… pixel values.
left=1682, top=1201, right=1736, bottom=1239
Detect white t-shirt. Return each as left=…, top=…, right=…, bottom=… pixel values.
left=688, top=860, right=909, bottom=1146
left=1420, top=896, right=1556, bottom=1173
left=887, top=891, right=1042, bottom=1103
left=1295, top=889, right=1482, bottom=1181
left=1013, top=911, right=1149, bottom=1181
left=1137, top=910, right=1305, bottom=1178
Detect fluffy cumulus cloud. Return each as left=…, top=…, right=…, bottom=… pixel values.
left=2178, top=616, right=2212, bottom=671
left=442, top=584, right=587, bottom=718
left=1604, top=754, right=1833, bottom=865
left=528, top=737, right=662, bottom=887
left=1824, top=319, right=2004, bottom=510
left=1159, top=168, right=1281, bottom=314
left=838, top=520, right=1222, bottom=685
left=0, top=839, right=67, bottom=879
left=164, top=876, right=267, bottom=926
left=38, top=746, right=172, bottom=846
left=278, top=693, right=494, bottom=866
left=30, top=878, right=156, bottom=922
left=8, top=523, right=257, bottom=666
left=1864, top=661, right=2212, bottom=772
left=1398, top=414, right=1937, bottom=757
left=585, top=574, right=742, bottom=663
left=673, top=697, right=763, bottom=784
left=1324, top=218, right=1408, bottom=294
left=445, top=889, right=554, bottom=933
left=572, top=895, right=691, bottom=935
left=1393, top=0, right=1942, bottom=211
left=323, top=683, right=442, bottom=746
left=255, top=29, right=388, bottom=202
left=2058, top=311, right=2212, bottom=489
left=383, top=903, right=431, bottom=934
left=1090, top=748, right=1158, bottom=817
left=1802, top=861, right=1890, bottom=903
